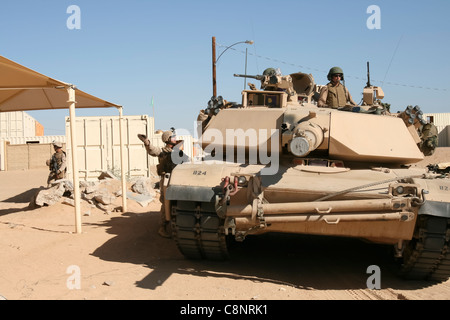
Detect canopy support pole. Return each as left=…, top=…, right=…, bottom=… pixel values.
left=68, top=86, right=82, bottom=234
left=118, top=106, right=128, bottom=213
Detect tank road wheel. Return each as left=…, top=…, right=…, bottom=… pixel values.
left=171, top=201, right=229, bottom=260
left=399, top=215, right=450, bottom=282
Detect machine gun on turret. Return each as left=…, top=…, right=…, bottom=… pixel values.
left=234, top=71, right=317, bottom=105
left=234, top=73, right=298, bottom=98
left=362, top=62, right=385, bottom=106
left=233, top=74, right=266, bottom=82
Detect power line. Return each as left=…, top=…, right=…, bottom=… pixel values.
left=381, top=34, right=403, bottom=87
left=217, top=43, right=449, bottom=92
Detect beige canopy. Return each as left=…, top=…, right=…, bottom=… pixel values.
left=0, top=55, right=128, bottom=233
left=0, top=55, right=119, bottom=110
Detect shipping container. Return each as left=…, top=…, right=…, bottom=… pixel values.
left=0, top=111, right=39, bottom=138
left=65, top=115, right=155, bottom=180
left=4, top=135, right=66, bottom=145
left=64, top=115, right=195, bottom=180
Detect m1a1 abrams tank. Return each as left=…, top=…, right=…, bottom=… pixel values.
left=164, top=67, right=449, bottom=281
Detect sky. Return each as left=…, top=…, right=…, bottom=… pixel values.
left=1, top=0, right=449, bottom=136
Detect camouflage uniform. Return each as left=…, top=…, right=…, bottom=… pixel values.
left=46, top=142, right=67, bottom=188
left=139, top=131, right=188, bottom=238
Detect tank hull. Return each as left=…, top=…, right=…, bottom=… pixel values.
left=166, top=162, right=445, bottom=244
left=166, top=160, right=450, bottom=281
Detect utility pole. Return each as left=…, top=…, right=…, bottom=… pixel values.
left=212, top=36, right=217, bottom=97
left=212, top=36, right=253, bottom=98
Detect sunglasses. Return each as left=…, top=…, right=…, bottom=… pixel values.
left=332, top=74, right=342, bottom=78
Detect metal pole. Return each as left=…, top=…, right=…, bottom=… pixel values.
left=212, top=36, right=217, bottom=97
left=118, top=106, right=128, bottom=213
left=235, top=212, right=408, bottom=225
left=227, top=198, right=403, bottom=216
left=244, top=48, right=248, bottom=90
left=68, top=86, right=82, bottom=234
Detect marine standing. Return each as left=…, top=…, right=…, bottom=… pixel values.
left=46, top=141, right=67, bottom=187
left=138, top=130, right=189, bottom=238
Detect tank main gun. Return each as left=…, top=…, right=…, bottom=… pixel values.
left=233, top=74, right=265, bottom=81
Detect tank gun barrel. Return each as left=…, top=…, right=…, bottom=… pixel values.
left=233, top=74, right=265, bottom=81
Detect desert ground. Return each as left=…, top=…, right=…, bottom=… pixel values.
left=1, top=149, right=449, bottom=303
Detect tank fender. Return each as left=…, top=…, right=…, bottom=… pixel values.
left=414, top=178, right=450, bottom=218
left=165, top=185, right=219, bottom=202
left=164, top=162, right=243, bottom=203
left=418, top=201, right=450, bottom=219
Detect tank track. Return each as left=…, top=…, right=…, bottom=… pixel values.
left=399, top=215, right=450, bottom=281
left=171, top=201, right=229, bottom=260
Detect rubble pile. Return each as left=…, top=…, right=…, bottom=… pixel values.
left=31, top=171, right=157, bottom=213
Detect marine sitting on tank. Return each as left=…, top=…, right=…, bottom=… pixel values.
left=138, top=130, right=189, bottom=238
left=318, top=66, right=356, bottom=109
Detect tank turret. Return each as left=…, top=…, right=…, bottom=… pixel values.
left=198, top=70, right=436, bottom=165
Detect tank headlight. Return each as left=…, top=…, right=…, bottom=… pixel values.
left=237, top=176, right=247, bottom=186
left=396, top=186, right=404, bottom=194
left=289, top=137, right=310, bottom=157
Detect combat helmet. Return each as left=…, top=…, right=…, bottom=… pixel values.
left=162, top=130, right=175, bottom=144
left=327, top=66, right=344, bottom=81
left=52, top=141, right=63, bottom=148
left=263, top=68, right=277, bottom=77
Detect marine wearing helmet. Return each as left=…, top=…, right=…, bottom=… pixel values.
left=261, top=67, right=281, bottom=90
left=318, top=66, right=356, bottom=108
left=46, top=141, right=67, bottom=187
left=137, top=130, right=189, bottom=238
left=263, top=68, right=277, bottom=77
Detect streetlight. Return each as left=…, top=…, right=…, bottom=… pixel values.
left=212, top=36, right=254, bottom=97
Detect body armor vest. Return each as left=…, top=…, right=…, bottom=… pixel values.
left=50, top=152, right=66, bottom=179
left=156, top=149, right=176, bottom=176
left=326, top=83, right=347, bottom=108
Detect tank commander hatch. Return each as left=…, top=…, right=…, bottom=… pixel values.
left=318, top=66, right=356, bottom=109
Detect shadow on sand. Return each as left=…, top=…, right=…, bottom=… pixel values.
left=90, top=210, right=439, bottom=292
left=0, top=187, right=44, bottom=216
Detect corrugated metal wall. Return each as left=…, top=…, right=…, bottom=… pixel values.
left=423, top=113, right=450, bottom=147
left=65, top=115, right=156, bottom=180
left=5, top=135, right=66, bottom=145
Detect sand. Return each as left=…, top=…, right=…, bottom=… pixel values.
left=0, top=149, right=449, bottom=301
